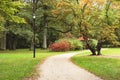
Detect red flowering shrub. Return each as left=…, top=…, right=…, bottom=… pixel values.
left=49, top=40, right=71, bottom=52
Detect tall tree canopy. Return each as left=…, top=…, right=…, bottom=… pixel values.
left=0, top=0, right=119, bottom=52
left=0, top=0, right=25, bottom=28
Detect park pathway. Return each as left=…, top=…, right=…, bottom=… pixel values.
left=37, top=51, right=103, bottom=80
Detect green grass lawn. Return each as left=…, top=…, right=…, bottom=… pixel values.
left=0, top=49, right=66, bottom=80
left=101, top=48, right=120, bottom=55
left=72, top=48, right=120, bottom=80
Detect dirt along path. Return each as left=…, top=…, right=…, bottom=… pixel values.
left=37, top=51, right=103, bottom=80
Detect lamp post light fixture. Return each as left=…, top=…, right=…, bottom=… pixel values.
left=33, top=14, right=36, bottom=19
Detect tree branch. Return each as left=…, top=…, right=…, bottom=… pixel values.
left=105, top=1, right=112, bottom=25
left=47, top=26, right=72, bottom=33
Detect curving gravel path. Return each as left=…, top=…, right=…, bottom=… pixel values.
left=37, top=51, right=103, bottom=80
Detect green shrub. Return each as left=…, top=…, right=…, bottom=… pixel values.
left=88, top=39, right=98, bottom=48
left=68, top=39, right=83, bottom=50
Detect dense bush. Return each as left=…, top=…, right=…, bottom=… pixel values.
left=49, top=38, right=83, bottom=52
left=49, top=40, right=71, bottom=52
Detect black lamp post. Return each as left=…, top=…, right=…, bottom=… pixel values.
left=33, top=14, right=36, bottom=58
left=33, top=0, right=36, bottom=58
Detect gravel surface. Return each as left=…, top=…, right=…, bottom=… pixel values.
left=37, top=51, right=103, bottom=80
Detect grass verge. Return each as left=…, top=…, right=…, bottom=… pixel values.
left=71, top=48, right=120, bottom=80
left=0, top=49, right=66, bottom=80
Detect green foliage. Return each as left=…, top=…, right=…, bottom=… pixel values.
left=88, top=39, right=98, bottom=48
left=0, top=0, right=25, bottom=23
left=8, top=24, right=33, bottom=41
left=0, top=0, right=26, bottom=40
left=68, top=39, right=83, bottom=50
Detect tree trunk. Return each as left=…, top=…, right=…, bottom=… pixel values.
left=86, top=42, right=96, bottom=55
left=8, top=40, right=12, bottom=50
left=30, top=39, right=34, bottom=51
left=13, top=39, right=17, bottom=50
left=9, top=39, right=17, bottom=50
left=0, top=31, right=6, bottom=50
left=43, top=27, right=47, bottom=49
left=7, top=36, right=17, bottom=50
left=43, top=5, right=48, bottom=49
left=97, top=42, right=102, bottom=55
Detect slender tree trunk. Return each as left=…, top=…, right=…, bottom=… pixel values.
left=8, top=40, right=12, bottom=50
left=43, top=12, right=48, bottom=49
left=13, top=39, right=17, bottom=50
left=0, top=31, right=6, bottom=50
left=30, top=39, right=34, bottom=51
left=97, top=42, right=102, bottom=55
left=8, top=38, right=17, bottom=50
left=43, top=27, right=47, bottom=49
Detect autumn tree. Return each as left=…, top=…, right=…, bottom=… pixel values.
left=54, top=0, right=120, bottom=55
left=92, top=0, right=120, bottom=55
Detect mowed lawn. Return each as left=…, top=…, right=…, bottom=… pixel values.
left=0, top=49, right=65, bottom=80
left=72, top=48, right=120, bottom=80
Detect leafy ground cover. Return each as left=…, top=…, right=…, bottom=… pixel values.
left=0, top=49, right=66, bottom=80
left=72, top=48, right=120, bottom=80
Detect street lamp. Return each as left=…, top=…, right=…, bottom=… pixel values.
left=33, top=0, right=36, bottom=58
left=33, top=14, right=36, bottom=58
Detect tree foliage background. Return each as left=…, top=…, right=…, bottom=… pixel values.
left=0, top=0, right=120, bottom=54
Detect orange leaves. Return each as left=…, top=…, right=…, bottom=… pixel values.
left=85, top=9, right=91, bottom=15
left=94, top=0, right=105, bottom=4
left=52, top=10, right=59, bottom=15
left=81, top=0, right=92, bottom=3
left=111, top=1, right=120, bottom=9
left=80, top=0, right=92, bottom=6
left=52, top=0, right=71, bottom=15
left=52, top=8, right=71, bottom=16
left=56, top=1, right=70, bottom=8
left=100, top=25, right=118, bottom=43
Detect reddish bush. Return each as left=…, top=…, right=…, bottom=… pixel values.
left=49, top=41, right=71, bottom=52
